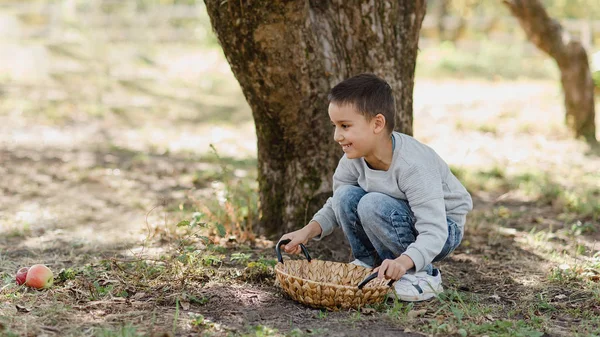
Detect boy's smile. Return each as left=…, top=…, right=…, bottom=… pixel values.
left=328, top=102, right=393, bottom=170
left=328, top=103, right=370, bottom=158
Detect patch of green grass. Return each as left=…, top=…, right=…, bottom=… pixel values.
left=548, top=264, right=590, bottom=284
left=92, top=281, right=115, bottom=300
left=0, top=329, right=19, bottom=337
left=509, top=171, right=562, bottom=204
left=36, top=301, right=73, bottom=326
left=453, top=165, right=600, bottom=221
left=455, top=119, right=500, bottom=135
left=561, top=189, right=600, bottom=219
left=461, top=319, right=545, bottom=337
left=243, top=325, right=279, bottom=337
left=476, top=123, right=499, bottom=135
left=199, top=254, right=223, bottom=267
left=566, top=308, right=600, bottom=336
left=57, top=268, right=78, bottom=283
left=188, top=145, right=259, bottom=244
left=567, top=221, right=597, bottom=237
left=1, top=271, right=14, bottom=286
left=416, top=39, right=558, bottom=80
left=243, top=261, right=274, bottom=282
left=532, top=293, right=557, bottom=314
left=288, top=327, right=329, bottom=336
left=386, top=296, right=414, bottom=324
left=2, top=222, right=32, bottom=239
left=189, top=313, right=217, bottom=332
left=230, top=252, right=252, bottom=264
left=257, top=258, right=277, bottom=268
left=450, top=165, right=509, bottom=195
left=0, top=315, right=18, bottom=337
left=415, top=290, right=546, bottom=337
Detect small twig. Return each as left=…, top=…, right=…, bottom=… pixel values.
left=40, top=326, right=60, bottom=333
left=0, top=283, right=13, bottom=293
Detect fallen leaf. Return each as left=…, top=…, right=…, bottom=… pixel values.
left=497, top=227, right=517, bottom=236
left=360, top=307, right=376, bottom=315
left=15, top=304, right=30, bottom=313
left=407, top=309, right=427, bottom=319
left=132, top=292, right=147, bottom=300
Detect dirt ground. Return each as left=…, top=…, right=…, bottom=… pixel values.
left=2, top=77, right=600, bottom=336
left=1, top=2, right=600, bottom=335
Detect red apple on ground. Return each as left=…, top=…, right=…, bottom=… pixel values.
left=25, top=264, right=53, bottom=289
left=15, top=267, right=29, bottom=285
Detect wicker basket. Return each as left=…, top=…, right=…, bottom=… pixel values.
left=274, top=239, right=393, bottom=311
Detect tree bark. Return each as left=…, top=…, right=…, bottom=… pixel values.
left=503, top=0, right=597, bottom=144
left=204, top=1, right=426, bottom=236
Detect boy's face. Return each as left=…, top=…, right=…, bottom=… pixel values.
left=328, top=102, right=381, bottom=160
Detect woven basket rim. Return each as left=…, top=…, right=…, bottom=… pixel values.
left=275, top=260, right=389, bottom=291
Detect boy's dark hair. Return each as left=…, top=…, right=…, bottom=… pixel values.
left=328, top=73, right=396, bottom=133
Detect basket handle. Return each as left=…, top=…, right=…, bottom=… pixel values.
left=357, top=272, right=395, bottom=289
left=275, top=239, right=312, bottom=264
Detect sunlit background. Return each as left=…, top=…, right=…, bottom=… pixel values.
left=1, top=0, right=600, bottom=335
left=1, top=0, right=598, bottom=238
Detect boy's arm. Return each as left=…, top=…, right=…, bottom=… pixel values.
left=311, top=156, right=358, bottom=240
left=399, top=165, right=448, bottom=272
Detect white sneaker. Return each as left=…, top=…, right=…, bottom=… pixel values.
left=392, top=268, right=443, bottom=302
left=350, top=259, right=373, bottom=269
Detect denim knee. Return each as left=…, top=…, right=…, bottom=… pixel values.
left=356, top=192, right=384, bottom=221
left=356, top=192, right=412, bottom=221
left=332, top=185, right=365, bottom=214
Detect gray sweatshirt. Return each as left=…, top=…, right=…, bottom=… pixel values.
left=312, top=132, right=473, bottom=272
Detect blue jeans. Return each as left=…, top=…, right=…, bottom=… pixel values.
left=332, top=185, right=462, bottom=274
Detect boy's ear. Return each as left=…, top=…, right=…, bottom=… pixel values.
left=372, top=114, right=387, bottom=134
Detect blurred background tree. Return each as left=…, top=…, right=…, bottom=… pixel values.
left=504, top=0, right=596, bottom=144
left=426, top=0, right=598, bottom=143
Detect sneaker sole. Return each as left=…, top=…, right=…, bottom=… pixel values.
left=393, top=285, right=444, bottom=302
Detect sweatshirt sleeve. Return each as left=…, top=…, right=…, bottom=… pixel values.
left=311, top=156, right=358, bottom=240
left=399, top=165, right=448, bottom=272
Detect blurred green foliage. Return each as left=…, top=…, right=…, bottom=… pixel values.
left=416, top=40, right=558, bottom=80
left=543, top=0, right=600, bottom=19
left=429, top=0, right=600, bottom=20
left=593, top=71, right=600, bottom=89
left=423, top=0, right=600, bottom=80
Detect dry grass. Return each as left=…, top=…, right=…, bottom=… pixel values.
left=2, top=77, right=599, bottom=335
left=2, top=1, right=600, bottom=336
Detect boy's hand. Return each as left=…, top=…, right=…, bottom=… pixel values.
left=278, top=221, right=322, bottom=255
left=373, top=259, right=407, bottom=281
left=373, top=255, right=414, bottom=281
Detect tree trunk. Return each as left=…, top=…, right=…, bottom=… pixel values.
left=503, top=0, right=597, bottom=144
left=204, top=1, right=426, bottom=236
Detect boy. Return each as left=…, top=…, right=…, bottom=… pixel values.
left=279, top=73, right=472, bottom=302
